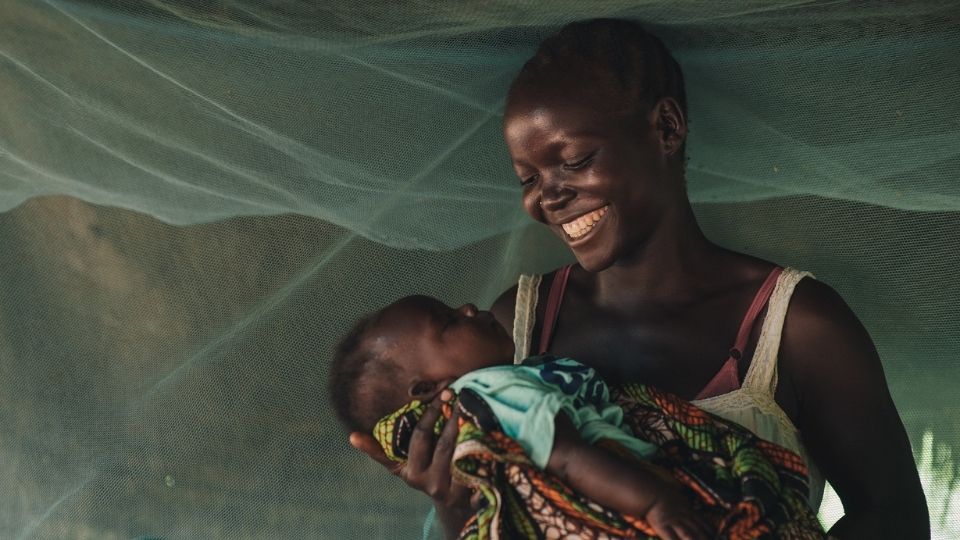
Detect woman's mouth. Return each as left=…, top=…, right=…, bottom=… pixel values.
left=561, top=206, right=608, bottom=240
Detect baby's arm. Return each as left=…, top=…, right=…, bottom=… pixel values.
left=547, top=413, right=711, bottom=540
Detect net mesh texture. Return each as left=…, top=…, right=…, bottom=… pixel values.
left=1, top=1, right=958, bottom=538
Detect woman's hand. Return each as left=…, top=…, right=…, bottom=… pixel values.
left=644, top=489, right=712, bottom=540
left=348, top=391, right=473, bottom=536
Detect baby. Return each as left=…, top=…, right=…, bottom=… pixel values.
left=329, top=295, right=824, bottom=539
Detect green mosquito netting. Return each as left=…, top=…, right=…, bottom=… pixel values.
left=1, top=1, right=958, bottom=538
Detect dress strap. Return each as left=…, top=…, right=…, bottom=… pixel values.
left=730, top=267, right=783, bottom=361
left=693, top=267, right=783, bottom=400
left=742, top=268, right=815, bottom=395
left=538, top=265, right=573, bottom=355
left=513, top=274, right=541, bottom=364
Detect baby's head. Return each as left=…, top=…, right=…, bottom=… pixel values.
left=328, top=295, right=514, bottom=433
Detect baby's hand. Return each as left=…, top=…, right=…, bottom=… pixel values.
left=644, top=489, right=712, bottom=540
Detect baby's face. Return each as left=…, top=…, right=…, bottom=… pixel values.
left=374, top=295, right=514, bottom=391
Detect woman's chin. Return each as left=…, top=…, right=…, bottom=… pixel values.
left=567, top=238, right=617, bottom=273
left=571, top=248, right=617, bottom=274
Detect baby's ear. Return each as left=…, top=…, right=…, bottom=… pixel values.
left=408, top=380, right=438, bottom=400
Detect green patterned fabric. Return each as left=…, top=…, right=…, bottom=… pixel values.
left=373, top=359, right=825, bottom=539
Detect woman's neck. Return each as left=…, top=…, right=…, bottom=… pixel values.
left=591, top=204, right=727, bottom=310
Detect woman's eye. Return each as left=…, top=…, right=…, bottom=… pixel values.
left=562, top=154, right=595, bottom=170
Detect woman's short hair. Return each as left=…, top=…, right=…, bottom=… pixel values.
left=511, top=18, right=687, bottom=120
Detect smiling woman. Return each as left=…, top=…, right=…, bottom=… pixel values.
left=504, top=82, right=689, bottom=273
left=350, top=18, right=930, bottom=540
left=1, top=1, right=958, bottom=538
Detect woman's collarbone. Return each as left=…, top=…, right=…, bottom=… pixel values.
left=549, top=327, right=731, bottom=396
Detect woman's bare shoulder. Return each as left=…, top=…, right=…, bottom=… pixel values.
left=783, top=278, right=875, bottom=352
left=780, top=278, right=882, bottom=386
left=775, top=276, right=890, bottom=424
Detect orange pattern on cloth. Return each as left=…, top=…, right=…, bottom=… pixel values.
left=375, top=380, right=825, bottom=539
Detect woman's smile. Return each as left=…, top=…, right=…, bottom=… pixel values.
left=560, top=205, right=610, bottom=248
left=558, top=204, right=609, bottom=243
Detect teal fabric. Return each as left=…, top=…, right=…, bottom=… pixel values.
left=421, top=507, right=437, bottom=540
left=450, top=357, right=657, bottom=469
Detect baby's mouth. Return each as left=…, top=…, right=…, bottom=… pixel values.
left=561, top=206, right=608, bottom=239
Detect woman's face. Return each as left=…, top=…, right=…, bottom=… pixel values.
left=503, top=82, right=683, bottom=272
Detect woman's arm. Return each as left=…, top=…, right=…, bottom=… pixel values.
left=548, top=413, right=710, bottom=539
left=781, top=280, right=928, bottom=538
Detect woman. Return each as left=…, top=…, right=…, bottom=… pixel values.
left=350, top=19, right=928, bottom=538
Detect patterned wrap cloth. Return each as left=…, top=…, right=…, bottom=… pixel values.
left=373, top=361, right=825, bottom=540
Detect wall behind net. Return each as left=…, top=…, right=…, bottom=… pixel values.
left=0, top=1, right=958, bottom=538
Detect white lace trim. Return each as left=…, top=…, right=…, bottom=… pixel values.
left=691, top=267, right=814, bottom=433
left=513, top=273, right=540, bottom=364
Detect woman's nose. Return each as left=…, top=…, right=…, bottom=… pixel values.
left=540, top=175, right=576, bottom=212
left=458, top=303, right=478, bottom=317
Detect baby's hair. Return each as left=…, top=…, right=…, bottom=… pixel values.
left=328, top=310, right=402, bottom=433
left=511, top=18, right=687, bottom=126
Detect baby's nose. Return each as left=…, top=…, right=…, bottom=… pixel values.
left=458, top=303, right=478, bottom=317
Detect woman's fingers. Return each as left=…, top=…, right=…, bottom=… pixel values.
left=432, top=406, right=460, bottom=468
left=406, top=398, right=443, bottom=474
left=425, top=406, right=460, bottom=496
left=650, top=513, right=711, bottom=540
left=351, top=393, right=467, bottom=507
left=673, top=520, right=709, bottom=540
left=655, top=527, right=680, bottom=540
left=348, top=432, right=397, bottom=471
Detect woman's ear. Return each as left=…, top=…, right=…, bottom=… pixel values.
left=652, top=97, right=687, bottom=157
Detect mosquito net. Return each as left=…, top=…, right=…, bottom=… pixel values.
left=1, top=1, right=958, bottom=538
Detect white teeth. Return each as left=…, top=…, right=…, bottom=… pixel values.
left=561, top=206, right=608, bottom=239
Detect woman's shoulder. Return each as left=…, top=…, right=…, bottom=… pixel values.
left=778, top=276, right=886, bottom=397
left=489, top=267, right=565, bottom=335
left=783, top=277, right=866, bottom=350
